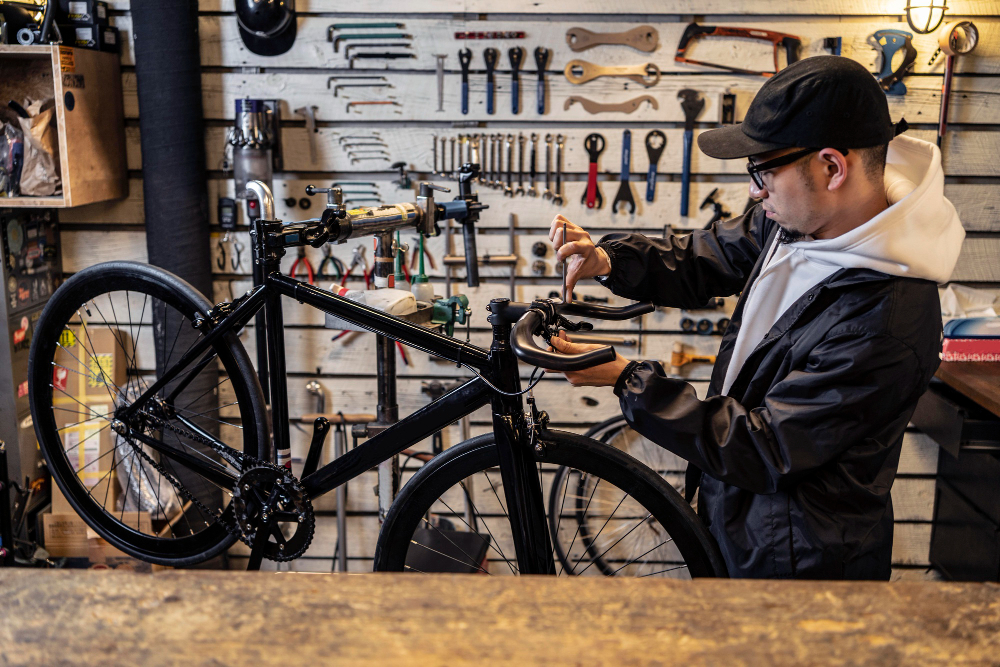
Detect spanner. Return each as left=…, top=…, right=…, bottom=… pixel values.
left=431, top=135, right=438, bottom=174
left=504, top=134, right=514, bottom=196
left=484, top=47, right=498, bottom=115
left=473, top=134, right=484, bottom=183
left=509, top=47, right=524, bottom=114
left=449, top=136, right=456, bottom=177
left=458, top=48, right=472, bottom=115
left=494, top=134, right=504, bottom=188
left=534, top=47, right=550, bottom=114
left=489, top=134, right=499, bottom=187
left=582, top=133, right=605, bottom=209
left=644, top=130, right=666, bottom=202
left=528, top=133, right=538, bottom=196
left=516, top=133, right=526, bottom=195
left=612, top=129, right=636, bottom=214
left=434, top=54, right=447, bottom=112
left=457, top=134, right=466, bottom=170
left=678, top=89, right=705, bottom=216
left=553, top=134, right=565, bottom=205
left=440, top=136, right=447, bottom=177
left=542, top=134, right=553, bottom=200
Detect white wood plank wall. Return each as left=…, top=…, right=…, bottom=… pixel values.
left=67, top=2, right=1000, bottom=578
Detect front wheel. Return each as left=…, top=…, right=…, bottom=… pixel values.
left=373, top=431, right=727, bottom=578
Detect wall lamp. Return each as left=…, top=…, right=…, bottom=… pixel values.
left=905, top=0, right=948, bottom=34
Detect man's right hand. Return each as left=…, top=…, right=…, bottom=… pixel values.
left=549, top=214, right=612, bottom=298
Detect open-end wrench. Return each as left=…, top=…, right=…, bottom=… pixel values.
left=449, top=136, right=456, bottom=177
left=440, top=136, right=447, bottom=176
left=494, top=134, right=504, bottom=188
left=645, top=130, right=666, bottom=202
left=458, top=48, right=472, bottom=115
left=504, top=134, right=514, bottom=196
left=678, top=89, right=705, bottom=216
left=612, top=129, right=636, bottom=214
left=489, top=134, right=498, bottom=187
left=542, top=134, right=553, bottom=200
left=484, top=47, right=498, bottom=115
left=528, top=133, right=539, bottom=196
left=434, top=54, right=447, bottom=112
left=509, top=47, right=524, bottom=114
left=553, top=134, right=565, bottom=205
left=516, top=133, right=526, bottom=195
left=473, top=135, right=484, bottom=182
left=432, top=135, right=438, bottom=174
left=582, top=133, right=605, bottom=209
left=457, top=134, right=466, bottom=169
left=534, top=47, right=550, bottom=115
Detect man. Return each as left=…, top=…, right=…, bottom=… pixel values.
left=549, top=56, right=965, bottom=579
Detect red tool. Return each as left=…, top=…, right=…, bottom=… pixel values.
left=289, top=247, right=315, bottom=285
left=675, top=23, right=801, bottom=77
left=933, top=21, right=979, bottom=148
left=581, top=133, right=605, bottom=209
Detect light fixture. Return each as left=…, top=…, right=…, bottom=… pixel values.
left=905, top=0, right=948, bottom=34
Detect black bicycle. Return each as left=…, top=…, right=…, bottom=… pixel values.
left=28, top=168, right=726, bottom=577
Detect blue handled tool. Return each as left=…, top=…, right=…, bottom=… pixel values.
left=612, top=130, right=636, bottom=214
left=534, top=47, right=550, bottom=115
left=678, top=89, right=704, bottom=217
left=509, top=47, right=524, bottom=114
left=458, top=48, right=472, bottom=115
left=484, top=48, right=498, bottom=115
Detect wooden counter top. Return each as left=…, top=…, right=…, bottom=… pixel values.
left=1, top=571, right=998, bottom=665
left=936, top=361, right=1000, bottom=419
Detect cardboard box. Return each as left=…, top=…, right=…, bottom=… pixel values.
left=51, top=325, right=127, bottom=515
left=43, top=512, right=153, bottom=572
left=59, top=24, right=119, bottom=53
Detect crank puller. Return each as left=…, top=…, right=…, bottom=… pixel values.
left=678, top=89, right=705, bottom=217
left=612, top=129, right=636, bottom=214
left=459, top=48, right=472, bottom=115
left=581, top=133, right=605, bottom=209
left=534, top=46, right=550, bottom=114
left=644, top=130, right=666, bottom=202
left=484, top=47, right=498, bottom=115
left=509, top=46, right=524, bottom=114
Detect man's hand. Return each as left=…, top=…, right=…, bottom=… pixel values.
left=549, top=215, right=612, bottom=298
left=548, top=331, right=631, bottom=387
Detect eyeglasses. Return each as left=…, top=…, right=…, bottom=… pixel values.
left=746, top=147, right=849, bottom=189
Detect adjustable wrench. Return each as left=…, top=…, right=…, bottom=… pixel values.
left=542, top=134, right=553, bottom=200
left=582, top=133, right=605, bottom=209
left=553, top=134, right=565, bottom=205
left=678, top=89, right=705, bottom=216
left=528, top=133, right=538, bottom=196
left=458, top=48, right=472, bottom=115
left=612, top=129, right=636, bottom=214
left=504, top=134, right=514, bottom=196
left=509, top=47, right=524, bottom=115
left=484, top=47, right=498, bottom=115
left=534, top=47, right=550, bottom=114
left=644, top=130, right=666, bottom=202
left=516, top=133, right=526, bottom=195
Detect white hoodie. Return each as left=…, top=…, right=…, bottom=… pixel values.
left=721, top=135, right=966, bottom=395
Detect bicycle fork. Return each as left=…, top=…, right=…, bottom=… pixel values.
left=487, top=302, right=556, bottom=575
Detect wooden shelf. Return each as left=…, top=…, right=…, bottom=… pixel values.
left=0, top=45, right=127, bottom=208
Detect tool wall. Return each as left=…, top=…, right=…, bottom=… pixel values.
left=60, top=1, right=1000, bottom=575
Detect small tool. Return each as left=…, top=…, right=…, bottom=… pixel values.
left=431, top=135, right=438, bottom=174
left=699, top=188, right=731, bottom=228
left=553, top=134, right=565, bottom=205
left=612, top=129, right=636, bottom=214
left=434, top=54, right=447, bottom=112
left=440, top=137, right=448, bottom=177
left=678, top=89, right=705, bottom=217
left=290, top=247, right=316, bottom=285
left=318, top=245, right=346, bottom=281
left=528, top=133, right=538, bottom=197
left=504, top=134, right=515, bottom=196
left=516, top=133, right=526, bottom=196
left=561, top=219, right=569, bottom=303
left=327, top=75, right=387, bottom=89
left=644, top=130, right=666, bottom=203
left=450, top=137, right=457, bottom=176
left=458, top=48, right=472, bottom=115
left=456, top=31, right=525, bottom=39
left=231, top=239, right=245, bottom=272
left=344, top=43, right=412, bottom=59
left=566, top=25, right=659, bottom=52
left=328, top=23, right=403, bottom=38
left=509, top=47, right=524, bottom=114
left=491, top=134, right=501, bottom=188
left=483, top=47, right=498, bottom=115
left=332, top=33, right=411, bottom=53
left=870, top=29, right=917, bottom=95
left=534, top=47, right=550, bottom=114
left=564, top=60, right=661, bottom=86
left=564, top=95, right=658, bottom=115
left=542, top=134, right=553, bottom=200
left=333, top=83, right=393, bottom=97
left=669, top=341, right=717, bottom=376
left=349, top=53, right=415, bottom=68
left=934, top=21, right=979, bottom=148
left=581, top=133, right=605, bottom=209
left=217, top=232, right=230, bottom=271
left=295, top=105, right=319, bottom=164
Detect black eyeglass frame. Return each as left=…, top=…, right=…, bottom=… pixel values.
left=746, top=147, right=849, bottom=189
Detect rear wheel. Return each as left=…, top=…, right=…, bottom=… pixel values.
left=373, top=431, right=726, bottom=577
left=29, top=261, right=268, bottom=566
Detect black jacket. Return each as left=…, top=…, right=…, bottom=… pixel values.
left=598, top=205, right=942, bottom=579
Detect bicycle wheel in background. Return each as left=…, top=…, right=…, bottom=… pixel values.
left=29, top=261, right=268, bottom=566
left=373, top=431, right=727, bottom=578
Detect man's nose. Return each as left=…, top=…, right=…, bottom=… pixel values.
left=749, top=179, right=768, bottom=199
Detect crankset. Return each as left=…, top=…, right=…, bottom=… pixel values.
left=232, top=464, right=315, bottom=562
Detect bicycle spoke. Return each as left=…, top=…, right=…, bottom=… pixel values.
left=610, top=537, right=676, bottom=576
left=576, top=509, right=647, bottom=576
left=480, top=470, right=518, bottom=575
left=560, top=475, right=602, bottom=575
left=416, top=514, right=491, bottom=575
left=435, top=495, right=512, bottom=571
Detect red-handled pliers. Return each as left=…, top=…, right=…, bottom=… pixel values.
left=290, top=246, right=315, bottom=285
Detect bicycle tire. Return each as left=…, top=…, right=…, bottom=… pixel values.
left=373, top=431, right=727, bottom=577
left=29, top=261, right=268, bottom=566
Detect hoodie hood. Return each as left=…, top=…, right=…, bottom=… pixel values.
left=792, top=134, right=965, bottom=284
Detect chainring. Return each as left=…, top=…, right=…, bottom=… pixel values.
left=232, top=464, right=315, bottom=562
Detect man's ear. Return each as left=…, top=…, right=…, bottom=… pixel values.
left=820, top=148, right=849, bottom=191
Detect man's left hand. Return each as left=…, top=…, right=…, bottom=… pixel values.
left=548, top=331, right=631, bottom=387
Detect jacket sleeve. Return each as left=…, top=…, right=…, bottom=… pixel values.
left=596, top=205, right=771, bottom=309
left=616, top=328, right=924, bottom=494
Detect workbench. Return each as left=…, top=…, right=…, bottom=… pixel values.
left=1, top=571, right=998, bottom=665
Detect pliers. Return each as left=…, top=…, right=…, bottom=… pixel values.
left=290, top=246, right=316, bottom=285
left=318, top=245, right=346, bottom=281
left=341, top=244, right=372, bottom=289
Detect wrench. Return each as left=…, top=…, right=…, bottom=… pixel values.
left=449, top=136, right=456, bottom=177
left=484, top=47, right=498, bottom=115
left=473, top=135, right=484, bottom=183
left=434, top=54, right=447, bottom=112
left=440, top=136, right=447, bottom=177
left=516, top=133, right=526, bottom=195
left=534, top=47, right=550, bottom=115
left=504, top=134, right=514, bottom=196
left=678, top=89, right=705, bottom=216
left=542, top=134, right=553, bottom=200
left=457, top=134, right=466, bottom=170
left=509, top=47, right=524, bottom=115
left=432, top=135, right=439, bottom=175
left=582, top=133, right=605, bottom=209
left=458, top=48, right=472, bottom=115
left=612, top=129, right=636, bottom=214
left=528, top=133, right=538, bottom=196
left=494, top=134, right=504, bottom=188
left=553, top=134, right=565, bottom=205
left=488, top=134, right=498, bottom=187
left=644, top=130, right=666, bottom=202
